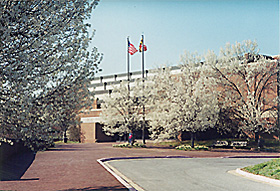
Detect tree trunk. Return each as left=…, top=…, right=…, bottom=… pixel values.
left=124, top=133, right=127, bottom=142
left=255, top=132, right=260, bottom=149
left=63, top=129, right=68, bottom=143
left=191, top=132, right=195, bottom=148
left=142, top=125, right=146, bottom=144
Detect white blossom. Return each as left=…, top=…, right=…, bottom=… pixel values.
left=100, top=80, right=149, bottom=136
left=147, top=57, right=219, bottom=144
left=212, top=40, right=277, bottom=139
left=0, top=0, right=102, bottom=150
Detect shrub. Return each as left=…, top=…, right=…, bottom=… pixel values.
left=68, top=125, right=82, bottom=142
left=113, top=142, right=146, bottom=148
left=175, top=144, right=209, bottom=151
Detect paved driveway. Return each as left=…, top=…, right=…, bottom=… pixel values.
left=1, top=143, right=280, bottom=191
left=108, top=158, right=280, bottom=191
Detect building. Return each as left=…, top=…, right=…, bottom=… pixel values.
left=80, top=55, right=280, bottom=143
left=79, top=66, right=181, bottom=143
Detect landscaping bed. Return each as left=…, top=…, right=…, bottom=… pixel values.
left=175, top=144, right=209, bottom=151
left=125, top=139, right=280, bottom=152
left=113, top=142, right=146, bottom=148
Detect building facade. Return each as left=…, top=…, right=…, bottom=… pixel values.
left=79, top=66, right=182, bottom=143
left=80, top=55, right=280, bottom=143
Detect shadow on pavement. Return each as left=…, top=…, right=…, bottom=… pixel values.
left=58, top=186, right=128, bottom=191
left=0, top=150, right=37, bottom=181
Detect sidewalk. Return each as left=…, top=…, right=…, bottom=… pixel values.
left=0, top=142, right=279, bottom=191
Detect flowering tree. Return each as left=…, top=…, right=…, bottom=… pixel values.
left=211, top=40, right=278, bottom=145
left=0, top=0, right=102, bottom=150
left=100, top=80, right=149, bottom=140
left=147, top=55, right=219, bottom=147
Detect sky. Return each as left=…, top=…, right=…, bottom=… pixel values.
left=88, top=0, right=279, bottom=77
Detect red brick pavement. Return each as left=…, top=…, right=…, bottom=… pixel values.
left=0, top=142, right=280, bottom=191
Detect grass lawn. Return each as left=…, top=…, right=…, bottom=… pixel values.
left=243, top=158, right=280, bottom=180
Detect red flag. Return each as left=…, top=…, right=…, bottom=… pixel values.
left=128, top=40, right=138, bottom=55
left=139, top=37, right=147, bottom=52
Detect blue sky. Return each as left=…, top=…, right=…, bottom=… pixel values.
left=88, top=0, right=279, bottom=76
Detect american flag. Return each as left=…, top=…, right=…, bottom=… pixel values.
left=128, top=41, right=138, bottom=55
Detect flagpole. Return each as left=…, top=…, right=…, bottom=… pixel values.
left=142, top=34, right=144, bottom=79
left=127, top=37, right=130, bottom=83
left=127, top=37, right=130, bottom=142
left=141, top=34, right=146, bottom=144
left=277, top=59, right=280, bottom=138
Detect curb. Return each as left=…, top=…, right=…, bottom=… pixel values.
left=97, top=156, right=192, bottom=191
left=227, top=155, right=280, bottom=159
left=98, top=155, right=280, bottom=190
left=234, top=168, right=280, bottom=187
left=97, top=158, right=136, bottom=191
left=99, top=155, right=191, bottom=162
